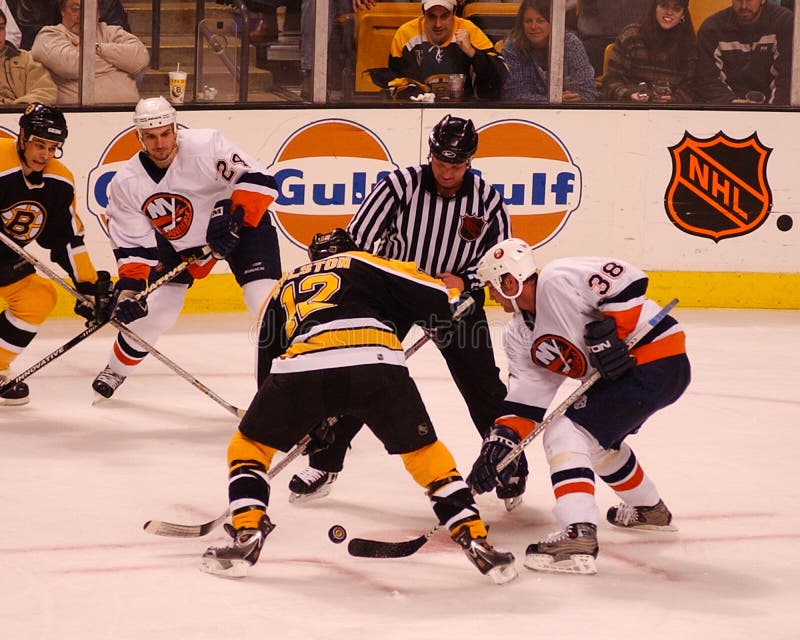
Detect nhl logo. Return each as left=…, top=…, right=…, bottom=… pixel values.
left=459, top=213, right=485, bottom=241
left=665, top=131, right=772, bottom=242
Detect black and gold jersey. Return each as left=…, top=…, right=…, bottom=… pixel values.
left=0, top=138, right=97, bottom=287
left=256, top=251, right=459, bottom=381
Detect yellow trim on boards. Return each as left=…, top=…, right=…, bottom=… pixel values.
left=15, top=271, right=800, bottom=318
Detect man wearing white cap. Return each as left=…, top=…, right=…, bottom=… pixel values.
left=388, top=0, right=507, bottom=98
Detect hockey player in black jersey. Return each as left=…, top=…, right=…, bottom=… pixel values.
left=200, top=229, right=517, bottom=584
left=288, top=115, right=528, bottom=510
left=0, top=103, right=112, bottom=405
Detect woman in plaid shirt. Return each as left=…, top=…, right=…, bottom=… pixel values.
left=601, top=0, right=697, bottom=103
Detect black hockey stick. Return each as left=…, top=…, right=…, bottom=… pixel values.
left=0, top=255, right=201, bottom=394
left=346, top=298, right=680, bottom=559
left=143, top=434, right=311, bottom=538
left=0, top=234, right=245, bottom=417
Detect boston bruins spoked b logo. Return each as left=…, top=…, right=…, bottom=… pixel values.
left=665, top=131, right=772, bottom=242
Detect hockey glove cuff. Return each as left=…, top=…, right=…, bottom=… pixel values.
left=585, top=316, right=635, bottom=380
left=112, top=277, right=148, bottom=324
left=304, top=418, right=338, bottom=456
left=467, top=425, right=521, bottom=494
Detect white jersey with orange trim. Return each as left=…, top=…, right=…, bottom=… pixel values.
left=105, top=128, right=278, bottom=281
left=503, top=256, right=686, bottom=419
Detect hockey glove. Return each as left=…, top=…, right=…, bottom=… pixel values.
left=585, top=316, right=635, bottom=380
left=467, top=425, right=521, bottom=494
left=304, top=417, right=338, bottom=456
left=74, top=270, right=114, bottom=326
left=111, top=277, right=148, bottom=324
left=206, top=199, right=244, bottom=259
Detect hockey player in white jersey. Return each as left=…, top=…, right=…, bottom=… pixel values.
left=92, top=97, right=282, bottom=399
left=466, top=238, right=691, bottom=575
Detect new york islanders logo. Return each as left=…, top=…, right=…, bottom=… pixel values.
left=472, top=119, right=582, bottom=248
left=267, top=119, right=399, bottom=249
left=665, top=131, right=772, bottom=242
left=142, top=192, right=193, bottom=240
left=532, top=335, right=587, bottom=379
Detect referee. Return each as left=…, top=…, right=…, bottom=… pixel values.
left=289, top=114, right=527, bottom=509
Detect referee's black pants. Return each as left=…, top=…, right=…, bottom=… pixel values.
left=307, top=288, right=507, bottom=473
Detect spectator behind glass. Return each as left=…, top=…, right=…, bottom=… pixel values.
left=602, top=0, right=696, bottom=104
left=388, top=0, right=507, bottom=99
left=502, top=0, right=597, bottom=102
left=9, top=0, right=59, bottom=50
left=0, top=1, right=21, bottom=47
left=31, top=0, right=148, bottom=105
left=577, top=0, right=650, bottom=77
left=695, top=0, right=793, bottom=105
left=0, top=7, right=56, bottom=105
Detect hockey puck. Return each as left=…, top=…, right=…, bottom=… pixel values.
left=328, top=525, right=347, bottom=544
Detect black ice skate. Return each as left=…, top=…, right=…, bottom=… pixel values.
left=453, top=526, right=518, bottom=585
left=201, top=514, right=275, bottom=578
left=524, top=522, right=599, bottom=575
left=0, top=372, right=29, bottom=406
left=92, top=366, right=126, bottom=399
left=288, top=467, right=337, bottom=503
left=606, top=499, right=677, bottom=531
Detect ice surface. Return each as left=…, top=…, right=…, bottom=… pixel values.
left=1, top=308, right=798, bottom=639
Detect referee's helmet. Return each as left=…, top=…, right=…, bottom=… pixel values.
left=429, top=115, right=478, bottom=163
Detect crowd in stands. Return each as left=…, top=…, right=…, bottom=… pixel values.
left=354, top=0, right=796, bottom=106
left=0, top=0, right=145, bottom=108
left=0, top=0, right=797, bottom=108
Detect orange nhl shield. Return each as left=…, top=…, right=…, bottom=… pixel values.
left=665, top=131, right=772, bottom=242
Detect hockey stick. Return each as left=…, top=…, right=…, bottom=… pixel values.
left=0, top=234, right=245, bottom=418
left=143, top=434, right=312, bottom=538
left=0, top=256, right=201, bottom=393
left=346, top=298, right=680, bottom=559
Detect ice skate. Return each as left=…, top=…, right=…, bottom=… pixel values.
left=495, top=452, right=529, bottom=511
left=92, top=366, right=126, bottom=400
left=0, top=371, right=29, bottom=406
left=453, top=526, right=518, bottom=585
left=606, top=499, right=677, bottom=531
left=524, top=522, right=598, bottom=575
left=201, top=514, right=275, bottom=578
left=288, top=467, right=337, bottom=503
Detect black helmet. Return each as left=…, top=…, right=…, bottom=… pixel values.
left=429, top=115, right=478, bottom=163
left=19, top=103, right=68, bottom=144
left=308, top=228, right=358, bottom=261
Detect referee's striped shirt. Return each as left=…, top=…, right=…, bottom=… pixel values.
left=347, top=164, right=511, bottom=290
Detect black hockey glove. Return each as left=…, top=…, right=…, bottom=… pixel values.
left=74, top=270, right=114, bottom=326
left=111, top=277, right=148, bottom=324
left=304, top=417, right=338, bottom=456
left=206, top=199, right=244, bottom=259
left=467, top=425, right=521, bottom=494
left=585, top=316, right=635, bottom=380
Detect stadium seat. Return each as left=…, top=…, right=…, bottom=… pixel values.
left=462, top=2, right=518, bottom=44
left=354, top=3, right=419, bottom=93
left=690, top=0, right=729, bottom=31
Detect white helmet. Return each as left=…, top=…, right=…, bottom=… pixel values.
left=476, top=238, right=537, bottom=299
left=133, top=96, right=177, bottom=132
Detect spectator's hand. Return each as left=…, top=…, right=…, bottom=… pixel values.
left=630, top=91, right=649, bottom=102
left=352, top=0, right=376, bottom=10
left=453, top=30, right=475, bottom=57
left=436, top=272, right=465, bottom=292
left=562, top=90, right=581, bottom=102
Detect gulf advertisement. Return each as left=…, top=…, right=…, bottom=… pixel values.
left=0, top=107, right=797, bottom=309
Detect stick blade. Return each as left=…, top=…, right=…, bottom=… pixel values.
left=143, top=513, right=227, bottom=538
left=347, top=535, right=428, bottom=558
